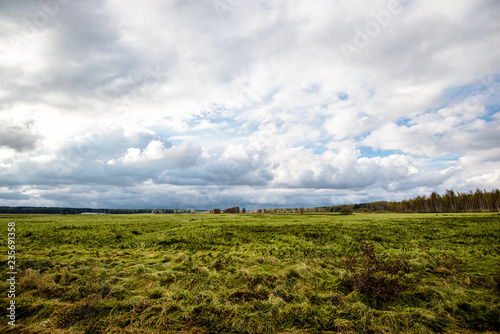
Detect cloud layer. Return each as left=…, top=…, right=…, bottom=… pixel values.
left=0, top=0, right=499, bottom=209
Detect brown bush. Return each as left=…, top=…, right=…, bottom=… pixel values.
left=343, top=240, right=411, bottom=304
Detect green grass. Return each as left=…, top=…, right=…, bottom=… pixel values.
left=1, top=212, right=499, bottom=333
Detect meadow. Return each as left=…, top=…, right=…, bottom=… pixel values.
left=0, top=212, right=499, bottom=333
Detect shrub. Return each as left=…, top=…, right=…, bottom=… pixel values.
left=343, top=240, right=411, bottom=305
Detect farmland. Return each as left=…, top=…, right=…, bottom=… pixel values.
left=1, top=213, right=499, bottom=333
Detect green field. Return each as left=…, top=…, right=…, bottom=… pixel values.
left=1, top=213, right=499, bottom=333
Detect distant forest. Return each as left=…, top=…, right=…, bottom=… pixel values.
left=0, top=207, right=197, bottom=215
left=0, top=189, right=498, bottom=214
left=250, top=188, right=500, bottom=214
left=317, top=188, right=499, bottom=214
left=386, top=188, right=500, bottom=213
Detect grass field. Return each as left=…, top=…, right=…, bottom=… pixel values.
left=1, top=212, right=499, bottom=333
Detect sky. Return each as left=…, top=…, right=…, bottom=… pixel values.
left=0, top=0, right=499, bottom=210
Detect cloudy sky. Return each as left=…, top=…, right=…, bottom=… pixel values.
left=0, top=0, right=499, bottom=210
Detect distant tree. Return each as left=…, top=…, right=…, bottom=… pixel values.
left=223, top=206, right=240, bottom=214
left=492, top=189, right=500, bottom=212
left=430, top=191, right=443, bottom=212
left=339, top=207, right=353, bottom=215
left=474, top=188, right=487, bottom=212
left=299, top=207, right=305, bottom=214
left=242, top=208, right=246, bottom=213
left=213, top=208, right=221, bottom=214
left=447, top=194, right=455, bottom=211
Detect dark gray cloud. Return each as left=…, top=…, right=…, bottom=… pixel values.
left=0, top=119, right=40, bottom=151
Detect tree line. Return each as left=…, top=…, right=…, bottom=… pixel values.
left=386, top=188, right=500, bottom=213
left=212, top=207, right=247, bottom=214
left=211, top=189, right=500, bottom=214
left=0, top=207, right=201, bottom=215
left=0, top=207, right=154, bottom=215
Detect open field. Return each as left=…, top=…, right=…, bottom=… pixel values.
left=1, top=213, right=499, bottom=333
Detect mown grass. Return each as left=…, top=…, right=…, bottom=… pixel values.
left=0, top=212, right=499, bottom=333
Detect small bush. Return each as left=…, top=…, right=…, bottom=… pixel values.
left=343, top=240, right=411, bottom=305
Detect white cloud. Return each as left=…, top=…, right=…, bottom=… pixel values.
left=324, top=110, right=373, bottom=140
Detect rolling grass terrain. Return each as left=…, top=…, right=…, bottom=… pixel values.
left=1, top=213, right=499, bottom=333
